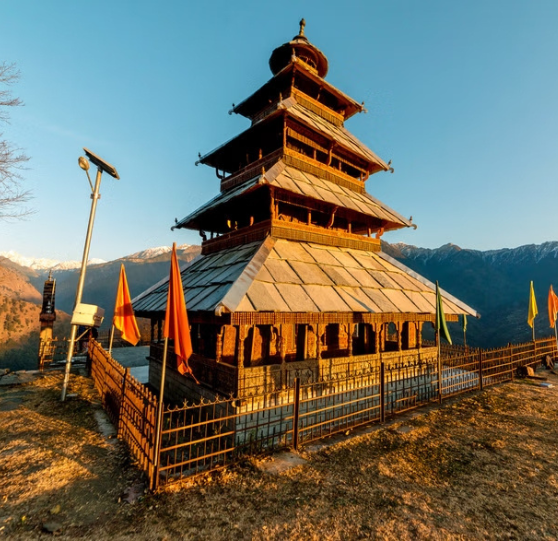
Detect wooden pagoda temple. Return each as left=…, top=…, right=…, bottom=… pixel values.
left=133, top=21, right=478, bottom=402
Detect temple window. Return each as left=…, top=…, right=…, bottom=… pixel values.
left=384, top=322, right=399, bottom=352
left=244, top=325, right=272, bottom=366
left=353, top=323, right=376, bottom=355
left=295, top=324, right=308, bottom=360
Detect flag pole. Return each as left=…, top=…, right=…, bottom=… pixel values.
left=532, top=319, right=535, bottom=342
left=152, top=336, right=169, bottom=491
left=108, top=324, right=115, bottom=357
left=437, top=328, right=442, bottom=403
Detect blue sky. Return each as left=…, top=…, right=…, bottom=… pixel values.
left=1, top=0, right=557, bottom=261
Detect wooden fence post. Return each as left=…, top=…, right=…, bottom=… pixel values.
left=118, top=368, right=129, bottom=438
left=438, top=354, right=443, bottom=404
left=293, top=377, right=301, bottom=450
left=509, top=343, right=514, bottom=381
left=379, top=361, right=385, bottom=423
left=533, top=339, right=537, bottom=368
left=478, top=350, right=483, bottom=391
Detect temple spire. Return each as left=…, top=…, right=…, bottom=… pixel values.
left=269, top=19, right=329, bottom=77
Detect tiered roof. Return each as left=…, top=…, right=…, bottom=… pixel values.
left=134, top=21, right=478, bottom=321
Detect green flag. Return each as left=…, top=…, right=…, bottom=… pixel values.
left=436, top=281, right=452, bottom=345
left=462, top=314, right=467, bottom=333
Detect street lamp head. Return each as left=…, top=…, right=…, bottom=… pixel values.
left=78, top=156, right=90, bottom=171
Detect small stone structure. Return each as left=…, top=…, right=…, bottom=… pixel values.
left=38, top=272, right=56, bottom=369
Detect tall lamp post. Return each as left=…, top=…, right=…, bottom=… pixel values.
left=60, top=148, right=119, bottom=401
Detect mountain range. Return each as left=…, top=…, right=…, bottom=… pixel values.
left=382, top=241, right=558, bottom=347
left=0, top=244, right=200, bottom=370
left=1, top=240, right=557, bottom=370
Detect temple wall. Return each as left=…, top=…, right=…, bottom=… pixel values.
left=148, top=356, right=219, bottom=405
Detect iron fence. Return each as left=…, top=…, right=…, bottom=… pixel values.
left=88, top=336, right=557, bottom=490
left=38, top=337, right=70, bottom=369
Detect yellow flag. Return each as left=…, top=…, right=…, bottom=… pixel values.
left=528, top=281, right=538, bottom=328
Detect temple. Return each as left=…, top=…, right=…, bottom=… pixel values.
left=133, top=21, right=479, bottom=402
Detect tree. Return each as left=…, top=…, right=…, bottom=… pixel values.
left=0, top=62, right=31, bottom=219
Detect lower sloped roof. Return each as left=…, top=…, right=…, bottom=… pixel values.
left=132, top=237, right=479, bottom=318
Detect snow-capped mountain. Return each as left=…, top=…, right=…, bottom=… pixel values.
left=0, top=243, right=192, bottom=271
left=0, top=251, right=106, bottom=271
left=124, top=244, right=191, bottom=260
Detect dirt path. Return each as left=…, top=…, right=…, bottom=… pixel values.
left=1, top=370, right=558, bottom=539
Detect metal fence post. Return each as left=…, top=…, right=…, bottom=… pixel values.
left=293, top=377, right=301, bottom=450
left=379, top=361, right=385, bottom=423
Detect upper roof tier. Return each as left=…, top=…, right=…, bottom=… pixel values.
left=199, top=96, right=388, bottom=177
left=233, top=20, right=363, bottom=122
left=269, top=19, right=328, bottom=78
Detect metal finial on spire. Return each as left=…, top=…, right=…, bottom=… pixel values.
left=299, top=18, right=306, bottom=36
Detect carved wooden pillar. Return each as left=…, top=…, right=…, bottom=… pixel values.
left=249, top=325, right=258, bottom=365
left=417, top=322, right=423, bottom=349
left=348, top=323, right=354, bottom=356
left=279, top=324, right=287, bottom=388
left=270, top=188, right=276, bottom=221
left=397, top=322, right=402, bottom=351
left=279, top=325, right=287, bottom=363
left=237, top=325, right=247, bottom=369
left=317, top=324, right=324, bottom=360
left=404, top=322, right=417, bottom=349
left=307, top=324, right=317, bottom=359
left=216, top=326, right=224, bottom=363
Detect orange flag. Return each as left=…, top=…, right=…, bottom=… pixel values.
left=113, top=264, right=141, bottom=346
left=163, top=243, right=195, bottom=379
left=548, top=285, right=558, bottom=328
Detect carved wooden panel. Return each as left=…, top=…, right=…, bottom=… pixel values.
left=222, top=325, right=238, bottom=365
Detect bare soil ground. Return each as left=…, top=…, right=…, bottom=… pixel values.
left=1, top=370, right=558, bottom=540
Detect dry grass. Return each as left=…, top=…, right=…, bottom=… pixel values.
left=1, top=371, right=558, bottom=539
